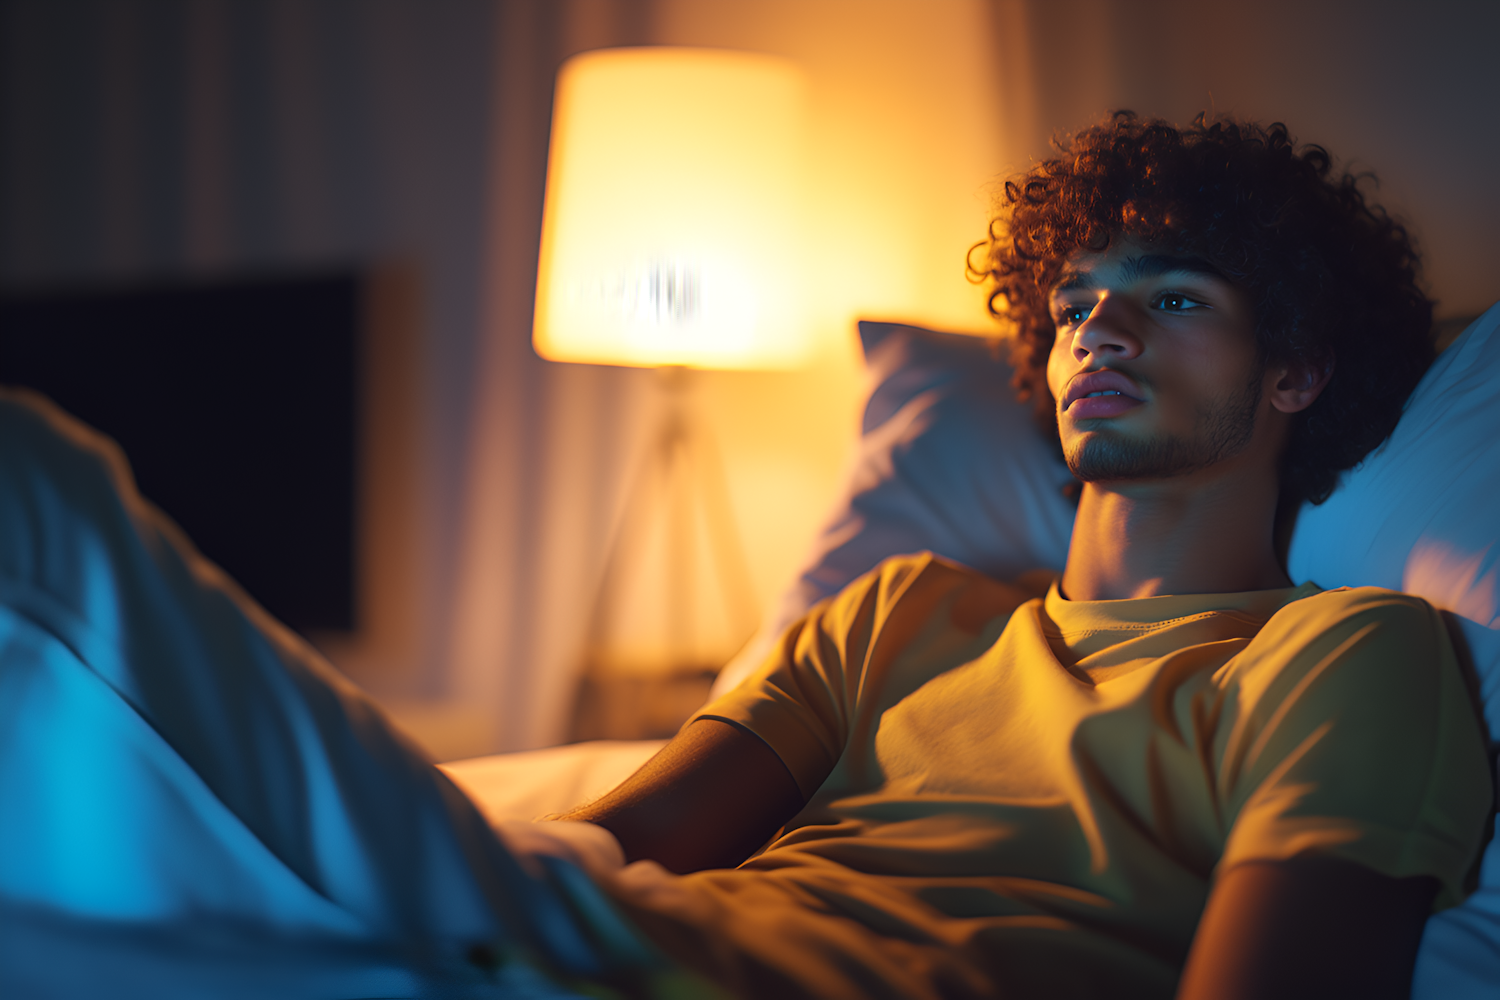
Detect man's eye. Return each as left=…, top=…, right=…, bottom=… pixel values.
left=1057, top=304, right=1092, bottom=326
left=1154, top=292, right=1203, bottom=312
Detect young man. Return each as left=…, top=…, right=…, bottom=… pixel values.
left=551, top=115, right=1492, bottom=999
left=0, top=114, right=1488, bottom=1000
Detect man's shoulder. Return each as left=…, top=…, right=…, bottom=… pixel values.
left=811, top=552, right=1050, bottom=644
left=832, top=551, right=1051, bottom=612
left=1239, top=584, right=1449, bottom=690
left=849, top=551, right=1054, bottom=595
left=1273, top=584, right=1441, bottom=634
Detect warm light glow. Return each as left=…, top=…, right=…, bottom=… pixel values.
left=534, top=47, right=811, bottom=370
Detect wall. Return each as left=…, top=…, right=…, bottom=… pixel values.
left=3, top=0, right=1497, bottom=760
left=988, top=0, right=1500, bottom=317
left=466, top=0, right=1500, bottom=753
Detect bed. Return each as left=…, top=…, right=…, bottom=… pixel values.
left=441, top=307, right=1500, bottom=997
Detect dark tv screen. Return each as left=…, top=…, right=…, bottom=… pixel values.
left=0, top=272, right=358, bottom=632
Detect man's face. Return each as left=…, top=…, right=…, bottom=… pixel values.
left=1045, top=240, right=1267, bottom=485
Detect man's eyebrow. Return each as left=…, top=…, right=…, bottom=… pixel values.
left=1050, top=254, right=1228, bottom=296
left=1121, top=254, right=1226, bottom=284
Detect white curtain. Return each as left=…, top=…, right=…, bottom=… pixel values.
left=0, top=0, right=658, bottom=755
left=0, top=0, right=512, bottom=718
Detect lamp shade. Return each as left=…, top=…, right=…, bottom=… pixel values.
left=533, top=47, right=811, bottom=370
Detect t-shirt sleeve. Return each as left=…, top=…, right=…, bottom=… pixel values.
left=687, top=554, right=1005, bottom=799
left=685, top=562, right=895, bottom=798
left=1217, top=588, right=1492, bottom=909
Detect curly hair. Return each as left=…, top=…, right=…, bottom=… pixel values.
left=973, top=112, right=1434, bottom=505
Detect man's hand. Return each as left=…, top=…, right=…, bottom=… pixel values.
left=557, top=718, right=807, bottom=873
left=496, top=818, right=627, bottom=881
left=1177, top=856, right=1437, bottom=999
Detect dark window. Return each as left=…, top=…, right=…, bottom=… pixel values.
left=0, top=272, right=358, bottom=632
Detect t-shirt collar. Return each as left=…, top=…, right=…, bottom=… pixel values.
left=1043, top=578, right=1321, bottom=634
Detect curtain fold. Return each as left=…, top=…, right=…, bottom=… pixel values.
left=448, top=0, right=659, bottom=751
left=0, top=0, right=664, bottom=755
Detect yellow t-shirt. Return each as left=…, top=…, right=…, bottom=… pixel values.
left=605, top=554, right=1492, bottom=1000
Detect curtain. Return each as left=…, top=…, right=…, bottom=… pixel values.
left=0, top=0, right=660, bottom=755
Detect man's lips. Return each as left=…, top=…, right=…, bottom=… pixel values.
left=1061, top=369, right=1145, bottom=417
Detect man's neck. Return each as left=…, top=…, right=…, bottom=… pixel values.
left=1059, top=466, right=1292, bottom=601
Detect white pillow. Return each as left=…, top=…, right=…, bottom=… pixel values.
left=1287, top=303, right=1500, bottom=997
left=712, top=320, right=1075, bottom=696
left=722, top=309, right=1500, bottom=715
left=1289, top=303, right=1500, bottom=737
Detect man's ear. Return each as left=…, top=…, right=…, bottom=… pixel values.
left=1268, top=352, right=1334, bottom=415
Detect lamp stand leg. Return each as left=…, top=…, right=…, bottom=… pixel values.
left=569, top=368, right=759, bottom=741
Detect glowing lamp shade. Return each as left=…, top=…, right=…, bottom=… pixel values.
left=533, top=48, right=811, bottom=370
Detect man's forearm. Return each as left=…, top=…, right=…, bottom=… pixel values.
left=559, top=718, right=807, bottom=873
left=1177, top=857, right=1436, bottom=1000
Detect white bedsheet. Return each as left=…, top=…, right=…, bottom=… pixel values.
left=0, top=390, right=653, bottom=998
left=441, top=740, right=666, bottom=825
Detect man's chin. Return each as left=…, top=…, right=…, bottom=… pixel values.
left=1065, top=433, right=1215, bottom=483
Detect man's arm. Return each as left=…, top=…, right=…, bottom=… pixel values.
left=1176, top=856, right=1437, bottom=1000
left=558, top=718, right=807, bottom=873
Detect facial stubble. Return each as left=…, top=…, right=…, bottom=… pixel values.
left=1062, top=369, right=1265, bottom=483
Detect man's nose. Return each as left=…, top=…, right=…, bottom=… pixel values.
left=1072, top=293, right=1143, bottom=363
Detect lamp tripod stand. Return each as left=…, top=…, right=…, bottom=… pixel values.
left=569, top=367, right=760, bottom=741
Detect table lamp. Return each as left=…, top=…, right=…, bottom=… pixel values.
left=532, top=46, right=812, bottom=739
